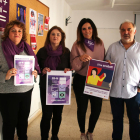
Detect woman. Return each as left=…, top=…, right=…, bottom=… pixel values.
left=87, top=68, right=106, bottom=85
left=0, top=20, right=40, bottom=140
left=70, top=18, right=105, bottom=140
left=36, top=26, right=70, bottom=140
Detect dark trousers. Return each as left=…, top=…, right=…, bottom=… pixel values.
left=0, top=89, right=32, bottom=140
left=110, top=96, right=139, bottom=140
left=135, top=92, right=140, bottom=140
left=40, top=87, right=64, bottom=139
left=73, top=73, right=102, bottom=133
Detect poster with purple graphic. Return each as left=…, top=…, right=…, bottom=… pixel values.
left=0, top=0, right=9, bottom=28
left=46, top=71, right=72, bottom=105
left=16, top=4, right=26, bottom=24
left=84, top=59, right=115, bottom=99
left=14, top=55, right=35, bottom=86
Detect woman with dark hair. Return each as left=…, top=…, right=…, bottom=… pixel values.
left=0, top=20, right=40, bottom=140
left=70, top=18, right=105, bottom=140
left=87, top=68, right=106, bottom=85
left=36, top=26, right=70, bottom=140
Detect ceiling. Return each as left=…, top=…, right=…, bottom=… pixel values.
left=65, top=0, right=140, bottom=11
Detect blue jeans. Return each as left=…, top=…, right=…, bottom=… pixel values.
left=110, top=96, right=139, bottom=140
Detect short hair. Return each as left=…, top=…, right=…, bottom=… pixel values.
left=2, top=20, right=27, bottom=41
left=44, top=26, right=67, bottom=53
left=77, top=18, right=102, bottom=52
left=91, top=68, right=98, bottom=75
left=119, top=20, right=136, bottom=31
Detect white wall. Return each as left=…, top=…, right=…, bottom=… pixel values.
left=69, top=10, right=134, bottom=51
left=135, top=12, right=140, bottom=42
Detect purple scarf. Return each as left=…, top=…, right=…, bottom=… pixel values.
left=2, top=37, right=41, bottom=74
left=84, top=38, right=94, bottom=51
left=44, top=44, right=62, bottom=70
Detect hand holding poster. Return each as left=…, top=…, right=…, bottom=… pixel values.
left=46, top=71, right=72, bottom=105
left=14, top=55, right=35, bottom=86
left=84, top=59, right=115, bottom=99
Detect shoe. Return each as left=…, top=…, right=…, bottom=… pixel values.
left=80, top=134, right=88, bottom=140
left=86, top=132, right=93, bottom=140
left=51, top=135, right=59, bottom=140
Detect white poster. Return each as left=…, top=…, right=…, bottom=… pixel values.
left=14, top=55, right=35, bottom=86
left=29, top=9, right=37, bottom=35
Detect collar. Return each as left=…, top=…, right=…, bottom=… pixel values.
left=119, top=40, right=137, bottom=50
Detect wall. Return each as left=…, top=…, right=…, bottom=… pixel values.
left=69, top=10, right=134, bottom=51
left=135, top=12, right=140, bottom=42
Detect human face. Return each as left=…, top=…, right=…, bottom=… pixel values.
left=81, top=22, right=93, bottom=40
left=50, top=29, right=62, bottom=46
left=9, top=25, right=23, bottom=46
left=92, top=70, right=96, bottom=76
left=120, top=22, right=136, bottom=44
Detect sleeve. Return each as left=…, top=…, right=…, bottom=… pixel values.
left=87, top=76, right=91, bottom=84
left=105, top=46, right=112, bottom=61
left=0, top=71, right=7, bottom=83
left=67, top=49, right=71, bottom=69
left=98, top=76, right=105, bottom=82
left=0, top=40, right=7, bottom=83
left=70, top=42, right=83, bottom=71
left=36, top=48, right=43, bottom=75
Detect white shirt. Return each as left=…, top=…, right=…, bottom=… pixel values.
left=105, top=40, right=140, bottom=99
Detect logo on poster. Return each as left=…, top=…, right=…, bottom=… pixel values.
left=59, top=92, right=65, bottom=99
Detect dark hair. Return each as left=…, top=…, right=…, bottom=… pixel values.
left=2, top=20, right=27, bottom=41
left=91, top=68, right=98, bottom=75
left=44, top=26, right=68, bottom=54
left=77, top=18, right=102, bottom=52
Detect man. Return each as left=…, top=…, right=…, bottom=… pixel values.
left=106, top=20, right=140, bottom=140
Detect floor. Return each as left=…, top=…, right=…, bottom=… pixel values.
left=16, top=87, right=130, bottom=140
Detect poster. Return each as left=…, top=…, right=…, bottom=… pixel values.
left=29, top=8, right=37, bottom=34
left=84, top=59, right=115, bottom=99
left=16, top=3, right=26, bottom=24
left=30, top=34, right=37, bottom=51
left=46, top=71, right=72, bottom=105
left=0, top=0, right=9, bottom=28
left=14, top=55, right=35, bottom=86
left=0, top=27, right=4, bottom=37
left=44, top=16, right=50, bottom=31
left=38, top=13, right=43, bottom=36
